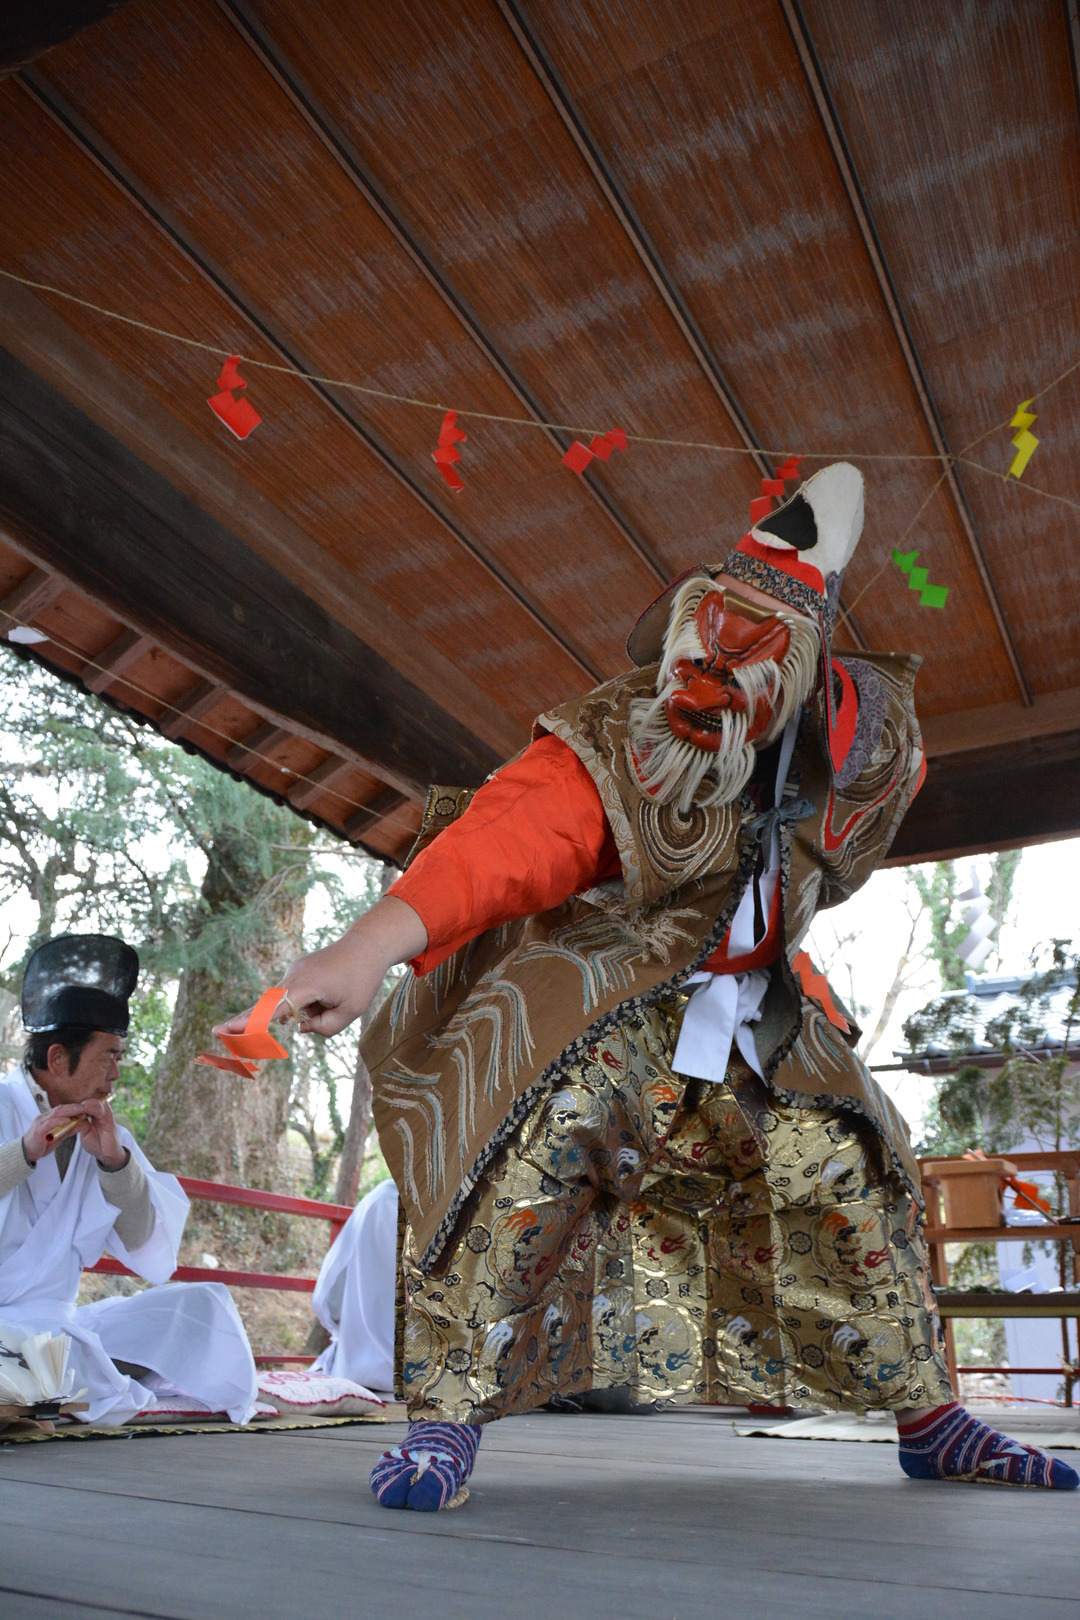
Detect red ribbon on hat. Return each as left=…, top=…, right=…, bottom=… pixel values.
left=747, top=455, right=803, bottom=525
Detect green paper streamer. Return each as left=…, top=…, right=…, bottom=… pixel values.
left=891, top=549, right=948, bottom=609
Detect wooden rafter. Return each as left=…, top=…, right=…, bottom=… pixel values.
left=344, top=788, right=410, bottom=845
left=286, top=753, right=354, bottom=813
left=83, top=625, right=153, bottom=693
left=492, top=0, right=868, bottom=652
left=225, top=720, right=293, bottom=772
left=0, top=564, right=65, bottom=621
left=17, top=67, right=601, bottom=687
left=780, top=0, right=1031, bottom=704
left=160, top=678, right=228, bottom=741
left=216, top=0, right=667, bottom=589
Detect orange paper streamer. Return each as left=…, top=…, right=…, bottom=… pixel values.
left=196, top=1053, right=258, bottom=1079
left=791, top=951, right=851, bottom=1033
left=196, top=986, right=288, bottom=1079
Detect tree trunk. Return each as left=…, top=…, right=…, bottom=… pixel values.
left=332, top=1044, right=373, bottom=1206
left=143, top=965, right=294, bottom=1185
left=332, top=862, right=396, bottom=1206
left=144, top=827, right=309, bottom=1186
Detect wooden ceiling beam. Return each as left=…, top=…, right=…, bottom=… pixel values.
left=494, top=0, right=768, bottom=477
left=886, top=725, right=1080, bottom=864
left=0, top=564, right=65, bottom=622
left=0, top=271, right=523, bottom=761
left=921, top=687, right=1080, bottom=759
left=286, top=752, right=355, bottom=813
left=343, top=787, right=410, bottom=845
left=492, top=0, right=867, bottom=651
left=0, top=1, right=132, bottom=74
left=83, top=625, right=153, bottom=693
left=159, top=677, right=228, bottom=741
left=215, top=0, right=667, bottom=588
left=17, top=69, right=599, bottom=687
left=225, top=720, right=293, bottom=773
left=1067, top=0, right=1080, bottom=115
left=780, top=0, right=1031, bottom=705
left=0, top=345, right=497, bottom=794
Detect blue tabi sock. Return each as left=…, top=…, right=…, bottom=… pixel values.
left=898, top=1403, right=1078, bottom=1489
left=370, top=1420, right=482, bottom=1512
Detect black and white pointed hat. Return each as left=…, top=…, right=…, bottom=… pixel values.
left=625, top=461, right=865, bottom=666
left=719, top=462, right=864, bottom=632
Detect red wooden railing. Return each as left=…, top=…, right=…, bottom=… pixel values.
left=83, top=1175, right=355, bottom=1365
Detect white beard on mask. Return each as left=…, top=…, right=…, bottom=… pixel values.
left=627, top=574, right=820, bottom=814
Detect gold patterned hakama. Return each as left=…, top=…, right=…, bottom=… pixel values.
left=401, top=1004, right=953, bottom=1423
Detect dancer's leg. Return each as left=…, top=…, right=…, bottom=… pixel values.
left=682, top=1075, right=1076, bottom=1487
left=896, top=1403, right=1078, bottom=1489
left=669, top=1073, right=958, bottom=1411
left=371, top=1009, right=685, bottom=1510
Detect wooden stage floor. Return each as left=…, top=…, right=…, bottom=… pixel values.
left=0, top=1408, right=1076, bottom=1619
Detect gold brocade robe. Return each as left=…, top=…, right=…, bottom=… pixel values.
left=362, top=650, right=925, bottom=1273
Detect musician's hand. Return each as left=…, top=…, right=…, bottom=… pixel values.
left=22, top=1102, right=96, bottom=1164
left=79, top=1097, right=127, bottom=1170
left=215, top=895, right=428, bottom=1040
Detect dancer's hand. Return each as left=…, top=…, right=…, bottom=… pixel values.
left=215, top=895, right=428, bottom=1040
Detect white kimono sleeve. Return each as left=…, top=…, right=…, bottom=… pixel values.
left=103, top=1131, right=189, bottom=1285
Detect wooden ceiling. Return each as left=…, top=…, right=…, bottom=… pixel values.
left=1, top=0, right=1079, bottom=865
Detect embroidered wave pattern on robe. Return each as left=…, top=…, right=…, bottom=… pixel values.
left=364, top=649, right=924, bottom=1271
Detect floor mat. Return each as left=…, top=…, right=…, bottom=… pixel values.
left=0, top=1404, right=406, bottom=1443
left=733, top=1409, right=1080, bottom=1448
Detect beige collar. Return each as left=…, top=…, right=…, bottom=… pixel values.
left=22, top=1066, right=49, bottom=1115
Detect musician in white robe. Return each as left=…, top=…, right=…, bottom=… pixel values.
left=312, top=1176, right=397, bottom=1395
left=0, top=933, right=258, bottom=1425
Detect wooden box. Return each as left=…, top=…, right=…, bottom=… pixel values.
left=920, top=1158, right=1018, bottom=1229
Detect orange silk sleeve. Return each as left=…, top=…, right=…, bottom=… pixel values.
left=389, top=733, right=620, bottom=974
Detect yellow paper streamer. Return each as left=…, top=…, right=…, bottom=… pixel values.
left=1008, top=398, right=1039, bottom=478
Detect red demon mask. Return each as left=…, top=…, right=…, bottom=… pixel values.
left=665, top=590, right=791, bottom=752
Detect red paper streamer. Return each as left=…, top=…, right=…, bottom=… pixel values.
left=207, top=355, right=262, bottom=441
left=561, top=428, right=627, bottom=476
left=748, top=455, right=803, bottom=527
left=562, top=440, right=594, bottom=475
left=433, top=410, right=467, bottom=492
left=196, top=986, right=288, bottom=1079
left=218, top=356, right=245, bottom=393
